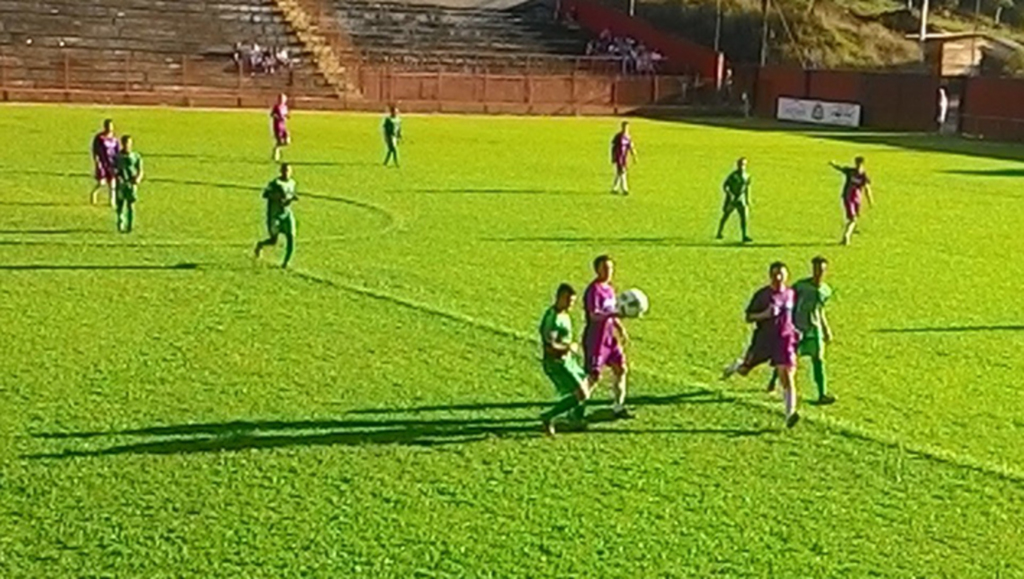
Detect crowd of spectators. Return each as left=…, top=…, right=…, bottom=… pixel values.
left=585, top=29, right=663, bottom=75
left=232, top=41, right=292, bottom=75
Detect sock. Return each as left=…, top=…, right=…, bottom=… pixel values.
left=541, top=395, right=580, bottom=422
left=783, top=386, right=796, bottom=417
left=611, top=373, right=627, bottom=412
left=568, top=403, right=585, bottom=423
left=740, top=207, right=749, bottom=238
left=125, top=203, right=134, bottom=232
left=812, top=357, right=827, bottom=398
left=768, top=369, right=778, bottom=389
left=282, top=232, right=294, bottom=267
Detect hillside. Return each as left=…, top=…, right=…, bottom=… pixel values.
left=622, top=0, right=1024, bottom=69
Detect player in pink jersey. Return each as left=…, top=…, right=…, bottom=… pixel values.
left=89, top=118, right=120, bottom=206
left=610, top=121, right=637, bottom=195
left=722, top=261, right=802, bottom=428
left=830, top=156, right=874, bottom=246
left=271, top=94, right=291, bottom=162
left=583, top=255, right=633, bottom=420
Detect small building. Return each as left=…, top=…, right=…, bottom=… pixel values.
left=915, top=32, right=1022, bottom=76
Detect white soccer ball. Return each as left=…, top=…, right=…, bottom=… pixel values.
left=617, top=288, right=649, bottom=318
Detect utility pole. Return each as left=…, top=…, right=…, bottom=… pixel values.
left=759, top=0, right=770, bottom=67
left=919, top=0, right=929, bottom=42
left=714, top=0, right=722, bottom=52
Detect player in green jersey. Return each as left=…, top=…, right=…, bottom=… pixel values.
left=539, top=283, right=593, bottom=436
left=768, top=256, right=835, bottom=404
left=254, top=163, right=298, bottom=268
left=383, top=105, right=402, bottom=167
left=716, top=157, right=752, bottom=243
left=114, top=135, right=144, bottom=233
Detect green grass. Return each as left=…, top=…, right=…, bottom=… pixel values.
left=2, top=104, right=1024, bottom=577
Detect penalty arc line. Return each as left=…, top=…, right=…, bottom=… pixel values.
left=288, top=266, right=1024, bottom=485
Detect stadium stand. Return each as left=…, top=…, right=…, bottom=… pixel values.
left=334, top=0, right=599, bottom=72
left=0, top=0, right=335, bottom=96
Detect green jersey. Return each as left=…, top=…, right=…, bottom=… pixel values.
left=383, top=116, right=401, bottom=141
left=723, top=169, right=751, bottom=205
left=116, top=151, right=143, bottom=186
left=792, top=277, right=832, bottom=339
left=539, top=306, right=573, bottom=362
left=264, top=178, right=297, bottom=219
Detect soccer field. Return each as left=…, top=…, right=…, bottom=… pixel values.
left=2, top=104, right=1023, bottom=577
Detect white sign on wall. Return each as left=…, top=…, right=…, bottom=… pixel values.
left=776, top=96, right=862, bottom=128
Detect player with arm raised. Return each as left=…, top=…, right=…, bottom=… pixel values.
left=716, top=156, right=753, bottom=243
left=830, top=156, right=873, bottom=246
left=539, top=283, right=594, bottom=436
left=254, top=163, right=298, bottom=268
left=583, top=255, right=633, bottom=419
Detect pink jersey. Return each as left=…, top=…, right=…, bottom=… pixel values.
left=92, top=133, right=120, bottom=168
left=583, top=280, right=624, bottom=372
left=611, top=132, right=633, bottom=167
left=271, top=103, right=289, bottom=126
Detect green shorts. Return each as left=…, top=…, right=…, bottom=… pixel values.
left=267, top=212, right=295, bottom=237
left=116, top=185, right=138, bottom=203
left=797, top=335, right=824, bottom=359
left=543, top=357, right=587, bottom=396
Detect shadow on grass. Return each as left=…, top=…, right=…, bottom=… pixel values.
left=675, top=118, right=1024, bottom=163
left=0, top=262, right=200, bottom=271
left=874, top=325, right=1024, bottom=334
left=147, top=177, right=252, bottom=192
left=944, top=168, right=1024, bottom=178
left=414, top=188, right=595, bottom=196
left=28, top=391, right=769, bottom=458
left=0, top=228, right=104, bottom=235
left=485, top=236, right=826, bottom=248
left=0, top=201, right=77, bottom=207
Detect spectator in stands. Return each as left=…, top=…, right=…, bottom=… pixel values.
left=233, top=42, right=244, bottom=71
left=276, top=47, right=292, bottom=70
left=585, top=31, right=659, bottom=75
left=249, top=41, right=263, bottom=76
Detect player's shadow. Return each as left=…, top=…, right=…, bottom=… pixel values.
left=0, top=201, right=77, bottom=207
left=486, top=236, right=824, bottom=248
left=288, top=161, right=378, bottom=168
left=944, top=168, right=1024, bottom=178
left=146, top=177, right=252, bottom=191
left=0, top=262, right=200, bottom=271
left=348, top=390, right=730, bottom=415
left=27, top=391, right=768, bottom=459
left=874, top=324, right=1024, bottom=334
left=0, top=228, right=104, bottom=235
left=414, top=188, right=593, bottom=196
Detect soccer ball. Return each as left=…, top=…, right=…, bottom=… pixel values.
left=617, top=288, right=649, bottom=318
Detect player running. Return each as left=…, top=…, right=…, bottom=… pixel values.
left=271, top=94, right=290, bottom=162
left=383, top=105, right=402, bottom=167
left=610, top=121, right=637, bottom=195
left=114, top=135, right=143, bottom=234
left=830, top=156, right=873, bottom=245
left=90, top=119, right=120, bottom=206
left=254, top=163, right=298, bottom=268
left=716, top=156, right=753, bottom=243
left=583, top=255, right=633, bottom=419
left=539, top=283, right=594, bottom=436
left=723, top=261, right=801, bottom=428
left=768, top=256, right=835, bottom=405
